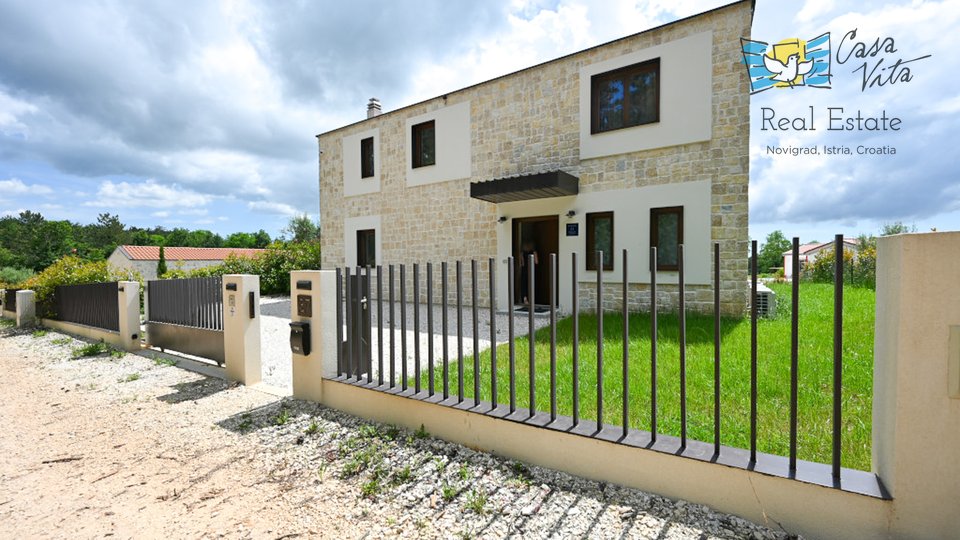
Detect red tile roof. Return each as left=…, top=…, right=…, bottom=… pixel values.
left=782, top=238, right=860, bottom=256
left=117, top=245, right=267, bottom=261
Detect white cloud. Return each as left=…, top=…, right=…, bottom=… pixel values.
left=0, top=178, right=53, bottom=196
left=88, top=179, right=210, bottom=209
left=795, top=0, right=835, bottom=23
left=247, top=200, right=298, bottom=216
left=151, top=210, right=170, bottom=218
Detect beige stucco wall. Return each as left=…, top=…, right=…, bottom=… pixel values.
left=319, top=1, right=751, bottom=314
left=107, top=254, right=243, bottom=282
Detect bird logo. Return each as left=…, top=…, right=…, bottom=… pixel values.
left=741, top=33, right=832, bottom=94
left=763, top=52, right=814, bottom=86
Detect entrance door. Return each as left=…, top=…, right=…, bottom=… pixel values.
left=511, top=215, right=559, bottom=307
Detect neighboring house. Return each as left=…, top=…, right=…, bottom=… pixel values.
left=782, top=239, right=860, bottom=278
left=107, top=246, right=267, bottom=281
left=318, top=0, right=753, bottom=314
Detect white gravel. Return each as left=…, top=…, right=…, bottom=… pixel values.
left=258, top=296, right=554, bottom=391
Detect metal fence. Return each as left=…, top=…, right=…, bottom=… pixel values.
left=147, top=276, right=223, bottom=330
left=53, top=282, right=119, bottom=331
left=335, top=235, right=878, bottom=495
left=2, top=288, right=16, bottom=312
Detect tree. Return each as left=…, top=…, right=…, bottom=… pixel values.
left=881, top=221, right=916, bottom=236
left=224, top=232, right=257, bottom=248
left=157, top=245, right=168, bottom=277
left=253, top=229, right=271, bottom=248
left=758, top=230, right=791, bottom=274
left=282, top=214, right=320, bottom=243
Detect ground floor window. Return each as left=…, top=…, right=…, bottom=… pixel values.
left=585, top=211, right=614, bottom=271
left=356, top=229, right=376, bottom=267
left=650, top=206, right=683, bottom=271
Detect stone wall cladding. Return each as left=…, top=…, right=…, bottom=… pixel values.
left=320, top=1, right=751, bottom=315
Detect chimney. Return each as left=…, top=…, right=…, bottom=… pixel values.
left=366, top=97, right=381, bottom=119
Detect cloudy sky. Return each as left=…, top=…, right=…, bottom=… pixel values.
left=0, top=0, right=957, bottom=243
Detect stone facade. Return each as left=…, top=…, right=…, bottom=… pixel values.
left=319, top=1, right=752, bottom=315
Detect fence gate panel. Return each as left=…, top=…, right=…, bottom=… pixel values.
left=146, top=276, right=225, bottom=364
left=53, top=282, right=119, bottom=331
left=2, top=288, right=18, bottom=313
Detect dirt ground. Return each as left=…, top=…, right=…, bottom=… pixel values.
left=0, top=332, right=359, bottom=539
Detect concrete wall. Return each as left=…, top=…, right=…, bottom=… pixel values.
left=319, top=0, right=751, bottom=315
left=107, top=251, right=243, bottom=282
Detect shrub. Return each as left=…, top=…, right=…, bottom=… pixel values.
left=0, top=266, right=34, bottom=287
left=21, top=256, right=141, bottom=319
left=172, top=241, right=321, bottom=295
left=801, top=246, right=876, bottom=288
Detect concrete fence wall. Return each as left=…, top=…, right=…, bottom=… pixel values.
left=290, top=231, right=960, bottom=540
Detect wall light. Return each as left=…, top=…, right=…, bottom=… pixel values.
left=566, top=210, right=577, bottom=218
left=498, top=216, right=508, bottom=223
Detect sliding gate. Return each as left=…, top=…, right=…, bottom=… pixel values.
left=146, top=276, right=225, bottom=365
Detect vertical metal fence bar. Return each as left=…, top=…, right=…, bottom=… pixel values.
left=414, top=263, right=421, bottom=394
left=472, top=259, right=480, bottom=406
left=596, top=250, right=604, bottom=433
left=345, top=267, right=353, bottom=380
left=442, top=262, right=449, bottom=400
left=528, top=253, right=536, bottom=418
left=377, top=266, right=384, bottom=386
left=356, top=267, right=363, bottom=381
left=457, top=260, right=464, bottom=403
left=508, top=257, right=516, bottom=413
left=489, top=257, right=498, bottom=410
left=621, top=249, right=629, bottom=439
left=572, top=253, right=580, bottom=427
left=427, top=262, right=434, bottom=397
left=790, top=237, right=800, bottom=472
left=550, top=253, right=557, bottom=423
left=650, top=247, right=658, bottom=443
left=750, top=240, right=758, bottom=463
left=400, top=264, right=408, bottom=391
left=679, top=244, right=687, bottom=449
left=713, top=243, right=721, bottom=455
left=366, top=265, right=373, bottom=384
left=833, top=234, right=844, bottom=479
left=389, top=264, right=395, bottom=388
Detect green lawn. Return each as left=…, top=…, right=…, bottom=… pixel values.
left=415, top=282, right=875, bottom=471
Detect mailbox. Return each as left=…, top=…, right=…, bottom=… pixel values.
left=290, top=321, right=311, bottom=356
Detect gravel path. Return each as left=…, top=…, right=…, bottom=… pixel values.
left=0, top=320, right=797, bottom=539
left=258, top=296, right=553, bottom=391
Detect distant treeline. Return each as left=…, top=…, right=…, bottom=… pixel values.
left=0, top=210, right=288, bottom=272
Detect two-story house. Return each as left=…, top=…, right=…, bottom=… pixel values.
left=318, top=0, right=752, bottom=314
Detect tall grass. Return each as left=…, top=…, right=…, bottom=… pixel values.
left=416, top=282, right=875, bottom=471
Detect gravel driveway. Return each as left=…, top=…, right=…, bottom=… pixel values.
left=258, top=296, right=552, bottom=392
left=0, top=323, right=796, bottom=539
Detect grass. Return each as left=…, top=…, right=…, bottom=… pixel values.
left=153, top=355, right=177, bottom=367
left=465, top=488, right=488, bottom=514
left=415, top=282, right=875, bottom=471
left=119, top=372, right=141, bottom=383
left=31, top=329, right=48, bottom=338
left=71, top=340, right=115, bottom=359
left=0, top=318, right=14, bottom=328
left=51, top=337, right=72, bottom=346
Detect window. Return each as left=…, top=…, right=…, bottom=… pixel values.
left=360, top=137, right=374, bottom=178
left=650, top=206, right=683, bottom=271
left=412, top=120, right=435, bottom=168
left=591, top=58, right=660, bottom=134
left=585, top=212, right=614, bottom=271
left=357, top=229, right=376, bottom=267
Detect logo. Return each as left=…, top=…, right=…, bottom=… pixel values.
left=741, top=33, right=832, bottom=94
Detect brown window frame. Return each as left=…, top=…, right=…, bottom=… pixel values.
left=590, top=58, right=660, bottom=134
left=356, top=229, right=376, bottom=267
left=650, top=206, right=683, bottom=271
left=411, top=120, right=436, bottom=168
left=360, top=136, right=374, bottom=178
left=585, top=211, right=614, bottom=272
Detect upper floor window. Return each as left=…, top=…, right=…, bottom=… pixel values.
left=650, top=206, right=683, bottom=271
left=360, top=137, right=374, bottom=178
left=412, top=120, right=435, bottom=168
left=585, top=211, right=614, bottom=271
left=591, top=58, right=660, bottom=134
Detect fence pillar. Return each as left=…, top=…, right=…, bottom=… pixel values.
left=874, top=232, right=960, bottom=537
left=116, top=281, right=141, bottom=352
left=15, top=290, right=35, bottom=328
left=223, top=274, right=261, bottom=385
left=290, top=270, right=338, bottom=403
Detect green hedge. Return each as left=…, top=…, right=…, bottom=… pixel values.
left=21, top=256, right=142, bottom=319
left=164, top=242, right=321, bottom=296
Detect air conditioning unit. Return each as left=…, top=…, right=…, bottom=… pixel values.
left=754, top=282, right=777, bottom=318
